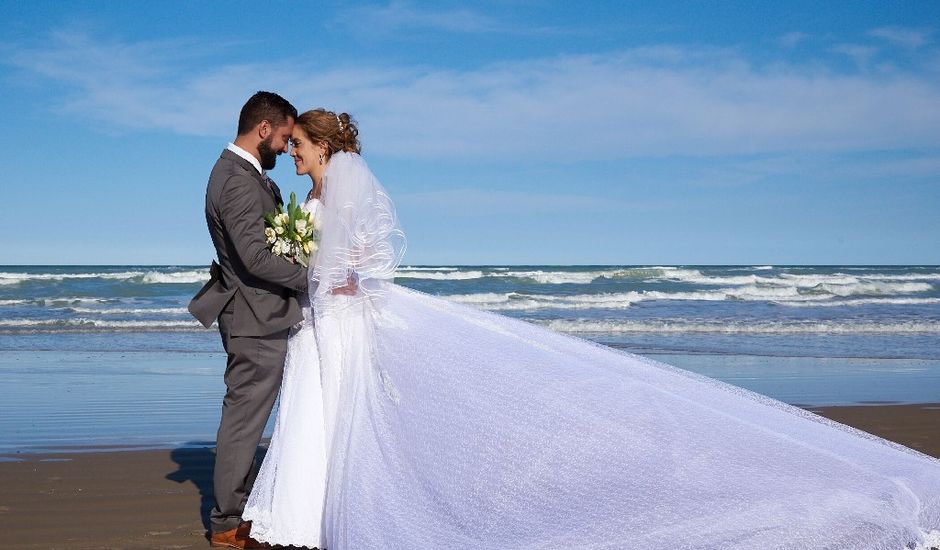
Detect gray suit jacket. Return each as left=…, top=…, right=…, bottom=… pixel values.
left=189, top=149, right=307, bottom=337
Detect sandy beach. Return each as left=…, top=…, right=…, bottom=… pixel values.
left=1, top=403, right=938, bottom=549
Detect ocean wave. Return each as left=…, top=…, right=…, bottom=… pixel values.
left=777, top=273, right=866, bottom=285
left=395, top=266, right=704, bottom=284
left=854, top=272, right=940, bottom=281
left=66, top=307, right=190, bottom=315
left=442, top=289, right=789, bottom=311
left=442, top=286, right=844, bottom=311
left=391, top=266, right=940, bottom=290
left=442, top=279, right=939, bottom=311
left=813, top=281, right=933, bottom=296
left=444, top=291, right=652, bottom=311
left=499, top=267, right=703, bottom=285
left=141, top=270, right=208, bottom=284
left=681, top=274, right=781, bottom=285
left=662, top=272, right=846, bottom=286
left=445, top=292, right=515, bottom=304
left=543, top=319, right=940, bottom=334
left=0, top=271, right=145, bottom=284
left=641, top=268, right=940, bottom=291
left=44, top=297, right=116, bottom=306
left=775, top=297, right=940, bottom=307
left=395, top=270, right=485, bottom=280
left=0, top=269, right=209, bottom=285
left=657, top=270, right=937, bottom=295
left=0, top=318, right=205, bottom=331
left=724, top=286, right=833, bottom=301
left=0, top=297, right=119, bottom=307
left=499, top=270, right=603, bottom=284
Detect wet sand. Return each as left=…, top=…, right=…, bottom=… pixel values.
left=1, top=404, right=939, bottom=549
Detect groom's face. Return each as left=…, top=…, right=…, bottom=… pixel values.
left=258, top=117, right=295, bottom=171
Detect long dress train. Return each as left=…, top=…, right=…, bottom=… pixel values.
left=254, top=152, right=940, bottom=549
left=318, top=281, right=940, bottom=549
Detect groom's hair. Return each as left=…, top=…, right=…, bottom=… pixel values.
left=237, top=91, right=298, bottom=136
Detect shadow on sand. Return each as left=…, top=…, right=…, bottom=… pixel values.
left=165, top=443, right=270, bottom=537
left=165, top=443, right=216, bottom=532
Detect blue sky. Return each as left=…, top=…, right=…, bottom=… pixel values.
left=1, top=1, right=938, bottom=265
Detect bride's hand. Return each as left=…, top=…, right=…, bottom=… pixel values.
left=330, top=274, right=359, bottom=296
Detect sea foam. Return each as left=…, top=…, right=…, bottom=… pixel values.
left=141, top=270, right=209, bottom=284
left=0, top=269, right=210, bottom=285
left=0, top=318, right=203, bottom=330
left=544, top=319, right=940, bottom=334
left=395, top=270, right=485, bottom=280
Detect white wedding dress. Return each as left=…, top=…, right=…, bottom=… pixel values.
left=245, top=153, right=940, bottom=550
left=243, top=198, right=330, bottom=546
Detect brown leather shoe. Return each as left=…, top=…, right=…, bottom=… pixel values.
left=209, top=522, right=273, bottom=549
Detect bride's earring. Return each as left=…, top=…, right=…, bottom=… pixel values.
left=319, top=153, right=325, bottom=165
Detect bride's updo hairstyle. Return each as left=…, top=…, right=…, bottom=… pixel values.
left=296, top=109, right=361, bottom=159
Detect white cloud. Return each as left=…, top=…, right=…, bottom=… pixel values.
left=340, top=1, right=505, bottom=34
left=831, top=43, right=878, bottom=68
left=336, top=1, right=562, bottom=36
left=869, top=26, right=931, bottom=49
left=6, top=33, right=940, bottom=162
left=6, top=32, right=248, bottom=135
left=679, top=152, right=940, bottom=189
left=779, top=32, right=808, bottom=48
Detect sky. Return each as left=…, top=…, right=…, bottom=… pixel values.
left=0, top=1, right=938, bottom=265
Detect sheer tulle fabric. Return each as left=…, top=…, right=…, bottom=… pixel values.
left=251, top=153, right=940, bottom=549
left=310, top=151, right=405, bottom=313
left=315, top=282, right=940, bottom=549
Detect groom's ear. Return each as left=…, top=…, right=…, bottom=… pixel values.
left=257, top=120, right=271, bottom=139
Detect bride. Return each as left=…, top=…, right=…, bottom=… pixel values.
left=244, top=110, right=940, bottom=550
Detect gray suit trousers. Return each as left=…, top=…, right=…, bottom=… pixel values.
left=210, top=301, right=289, bottom=533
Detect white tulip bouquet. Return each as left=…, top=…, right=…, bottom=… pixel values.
left=264, top=192, right=320, bottom=267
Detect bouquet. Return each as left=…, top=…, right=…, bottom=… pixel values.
left=264, top=192, right=320, bottom=267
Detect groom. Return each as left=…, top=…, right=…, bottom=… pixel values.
left=189, top=91, right=307, bottom=549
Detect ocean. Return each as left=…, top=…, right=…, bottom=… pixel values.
left=2, top=264, right=939, bottom=453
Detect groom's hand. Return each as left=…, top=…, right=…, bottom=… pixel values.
left=330, top=274, right=359, bottom=296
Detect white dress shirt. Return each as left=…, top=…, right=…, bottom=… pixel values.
left=226, top=142, right=264, bottom=176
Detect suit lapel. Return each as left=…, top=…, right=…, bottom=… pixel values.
left=220, top=149, right=280, bottom=205
left=266, top=177, right=285, bottom=207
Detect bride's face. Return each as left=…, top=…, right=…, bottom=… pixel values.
left=289, top=128, right=325, bottom=177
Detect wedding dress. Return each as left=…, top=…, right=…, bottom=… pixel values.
left=248, top=153, right=940, bottom=550
left=243, top=198, right=329, bottom=546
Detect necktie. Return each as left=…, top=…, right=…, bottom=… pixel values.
left=262, top=174, right=281, bottom=206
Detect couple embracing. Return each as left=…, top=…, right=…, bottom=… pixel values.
left=190, top=91, right=393, bottom=548
left=190, top=92, right=940, bottom=550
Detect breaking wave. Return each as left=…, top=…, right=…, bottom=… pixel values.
left=0, top=269, right=209, bottom=285
left=0, top=318, right=205, bottom=331
left=544, top=319, right=940, bottom=334
left=443, top=285, right=937, bottom=311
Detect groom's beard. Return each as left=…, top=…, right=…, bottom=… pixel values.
left=258, top=136, right=278, bottom=171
